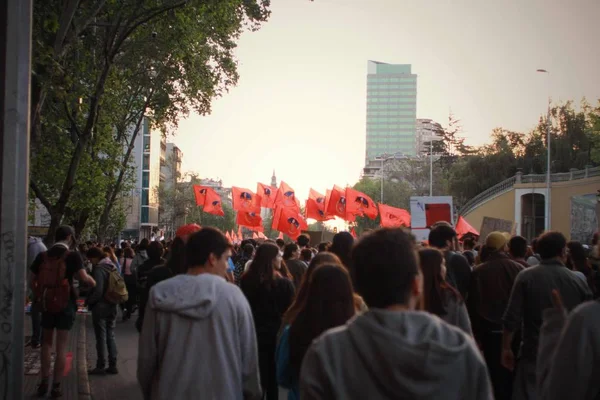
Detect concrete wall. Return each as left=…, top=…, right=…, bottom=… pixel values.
left=463, top=190, right=515, bottom=234
left=463, top=176, right=599, bottom=240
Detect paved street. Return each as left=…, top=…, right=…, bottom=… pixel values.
left=85, top=309, right=289, bottom=399
left=85, top=312, right=142, bottom=400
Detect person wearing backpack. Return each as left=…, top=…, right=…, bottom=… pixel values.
left=86, top=247, right=128, bottom=375
left=29, top=225, right=96, bottom=398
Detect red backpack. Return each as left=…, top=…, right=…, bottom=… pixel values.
left=34, top=251, right=71, bottom=313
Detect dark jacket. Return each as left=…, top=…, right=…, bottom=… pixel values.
left=467, top=252, right=524, bottom=338
left=87, top=258, right=118, bottom=318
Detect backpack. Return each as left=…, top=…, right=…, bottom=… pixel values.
left=102, top=265, right=129, bottom=304
left=34, top=252, right=71, bottom=313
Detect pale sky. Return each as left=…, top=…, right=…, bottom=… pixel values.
left=174, top=0, right=600, bottom=202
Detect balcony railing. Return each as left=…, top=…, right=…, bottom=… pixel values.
left=459, top=165, right=600, bottom=216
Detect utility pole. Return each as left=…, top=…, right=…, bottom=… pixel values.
left=0, top=0, right=32, bottom=399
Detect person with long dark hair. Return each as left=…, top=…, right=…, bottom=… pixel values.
left=283, top=243, right=307, bottom=289
left=241, top=243, right=295, bottom=400
left=328, top=232, right=354, bottom=269
left=419, top=248, right=472, bottom=335
left=119, top=247, right=136, bottom=320
left=276, top=264, right=356, bottom=399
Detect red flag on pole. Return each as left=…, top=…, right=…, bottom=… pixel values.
left=275, top=207, right=308, bottom=240
left=257, top=183, right=277, bottom=209
left=193, top=185, right=209, bottom=206
left=236, top=209, right=263, bottom=232
left=455, top=216, right=479, bottom=237
left=325, top=185, right=352, bottom=221
left=378, top=204, right=411, bottom=228
left=345, top=187, right=378, bottom=220
left=350, top=227, right=358, bottom=238
left=231, top=187, right=261, bottom=212
left=305, top=189, right=330, bottom=221
left=274, top=181, right=300, bottom=211
left=203, top=188, right=225, bottom=216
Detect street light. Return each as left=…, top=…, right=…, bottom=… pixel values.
left=537, top=69, right=551, bottom=230
left=375, top=153, right=389, bottom=203
left=422, top=135, right=443, bottom=196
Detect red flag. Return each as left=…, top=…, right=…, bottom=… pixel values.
left=425, top=203, right=452, bottom=227
left=231, top=187, right=261, bottom=212
left=236, top=210, right=263, bottom=232
left=325, top=185, right=349, bottom=220
left=272, top=206, right=282, bottom=230
left=275, top=207, right=308, bottom=240
left=350, top=227, right=358, bottom=239
left=378, top=204, right=411, bottom=228
left=257, top=183, right=276, bottom=209
left=274, top=181, right=300, bottom=211
left=193, top=185, right=209, bottom=206
left=345, top=188, right=378, bottom=220
left=305, top=189, right=331, bottom=221
left=203, top=188, right=225, bottom=216
left=455, top=216, right=479, bottom=237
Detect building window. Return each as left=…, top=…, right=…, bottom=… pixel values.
left=143, top=135, right=150, bottom=151
left=141, top=207, right=149, bottom=223
left=142, top=189, right=149, bottom=206
left=143, top=154, right=150, bottom=170
left=143, top=118, right=149, bottom=136
left=142, top=171, right=150, bottom=188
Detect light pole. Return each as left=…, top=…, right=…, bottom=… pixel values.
left=376, top=153, right=388, bottom=203
left=537, top=69, right=551, bottom=230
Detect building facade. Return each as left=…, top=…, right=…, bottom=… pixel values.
left=122, top=117, right=161, bottom=240
left=416, top=118, right=443, bottom=156
left=365, top=61, right=418, bottom=164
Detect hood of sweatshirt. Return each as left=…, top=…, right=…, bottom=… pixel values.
left=149, top=273, right=224, bottom=320
left=346, top=309, right=473, bottom=398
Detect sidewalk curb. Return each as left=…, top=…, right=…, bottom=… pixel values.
left=77, top=313, right=91, bottom=400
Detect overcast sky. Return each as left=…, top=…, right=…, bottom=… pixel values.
left=173, top=0, right=600, bottom=201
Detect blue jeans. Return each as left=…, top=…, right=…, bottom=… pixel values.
left=92, top=307, right=118, bottom=368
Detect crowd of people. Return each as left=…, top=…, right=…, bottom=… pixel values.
left=27, top=222, right=600, bottom=399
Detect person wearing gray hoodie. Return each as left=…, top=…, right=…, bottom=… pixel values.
left=300, top=228, right=493, bottom=400
left=137, top=227, right=261, bottom=400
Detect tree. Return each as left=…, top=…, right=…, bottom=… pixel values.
left=30, top=0, right=271, bottom=243
left=351, top=177, right=412, bottom=234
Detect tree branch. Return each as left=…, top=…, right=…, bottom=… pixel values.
left=63, top=101, right=81, bottom=140
left=30, top=180, right=53, bottom=214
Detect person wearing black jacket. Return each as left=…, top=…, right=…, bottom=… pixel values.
left=429, top=225, right=472, bottom=299
left=135, top=241, right=165, bottom=332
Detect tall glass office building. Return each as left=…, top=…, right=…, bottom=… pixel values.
left=365, top=61, right=417, bottom=163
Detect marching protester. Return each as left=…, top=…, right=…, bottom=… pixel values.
left=136, top=241, right=166, bottom=332
left=502, top=231, right=592, bottom=400
left=119, top=247, right=136, bottom=321
left=468, top=231, right=524, bottom=400
left=138, top=228, right=261, bottom=399
left=328, top=231, right=354, bottom=269
left=428, top=225, right=471, bottom=299
left=27, top=235, right=47, bottom=349
left=566, top=240, right=597, bottom=296
left=283, top=243, right=307, bottom=289
left=235, top=243, right=255, bottom=285
left=30, top=226, right=96, bottom=398
left=508, top=236, right=530, bottom=269
left=241, top=243, right=295, bottom=400
left=418, top=248, right=472, bottom=335
left=537, top=290, right=600, bottom=400
left=300, top=228, right=493, bottom=399
left=86, top=247, right=123, bottom=375
left=276, top=264, right=356, bottom=399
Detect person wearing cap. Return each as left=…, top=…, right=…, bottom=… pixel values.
left=29, top=226, right=96, bottom=397
left=502, top=231, right=592, bottom=400
left=466, top=231, right=524, bottom=400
